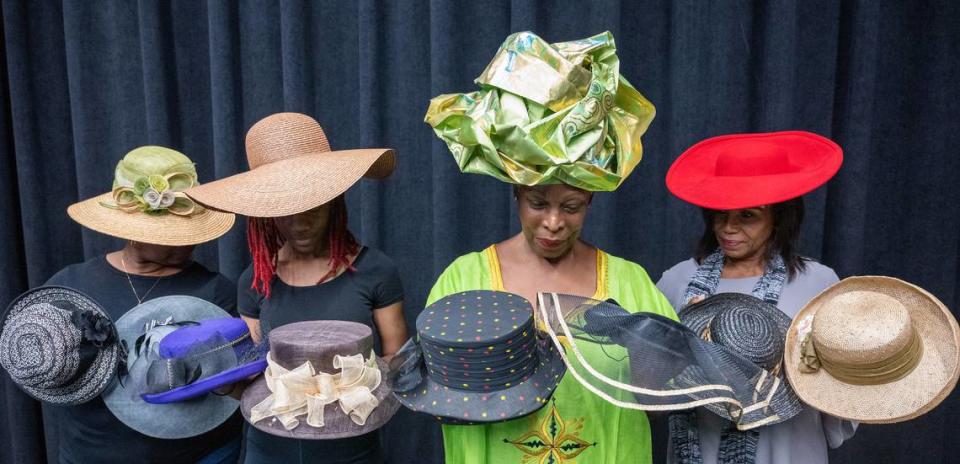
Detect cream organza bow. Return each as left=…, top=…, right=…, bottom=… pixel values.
left=249, top=350, right=381, bottom=430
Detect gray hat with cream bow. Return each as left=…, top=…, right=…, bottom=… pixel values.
left=241, top=320, right=400, bottom=439
left=0, top=286, right=121, bottom=405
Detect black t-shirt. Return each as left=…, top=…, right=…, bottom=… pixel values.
left=237, top=246, right=403, bottom=464
left=43, top=255, right=240, bottom=464
left=238, top=246, right=403, bottom=334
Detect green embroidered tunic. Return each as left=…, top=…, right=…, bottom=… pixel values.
left=427, top=246, right=678, bottom=464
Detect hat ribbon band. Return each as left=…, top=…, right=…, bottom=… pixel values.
left=99, top=171, right=200, bottom=216
left=105, top=188, right=197, bottom=216
left=799, top=325, right=923, bottom=385
left=250, top=350, right=381, bottom=430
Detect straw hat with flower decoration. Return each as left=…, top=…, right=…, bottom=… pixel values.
left=67, top=146, right=235, bottom=246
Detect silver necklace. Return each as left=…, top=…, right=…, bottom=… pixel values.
left=120, top=253, right=163, bottom=305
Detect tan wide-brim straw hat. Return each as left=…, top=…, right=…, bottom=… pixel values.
left=185, top=112, right=396, bottom=218
left=67, top=193, right=235, bottom=246
left=785, top=276, right=960, bottom=424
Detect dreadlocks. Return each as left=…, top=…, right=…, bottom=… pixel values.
left=247, top=195, right=359, bottom=298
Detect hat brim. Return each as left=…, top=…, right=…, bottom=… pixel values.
left=240, top=357, right=401, bottom=439
left=103, top=296, right=237, bottom=439
left=141, top=359, right=268, bottom=404
left=784, top=276, right=960, bottom=423
left=666, top=131, right=842, bottom=210
left=185, top=148, right=395, bottom=217
left=679, top=293, right=792, bottom=336
left=393, top=340, right=565, bottom=424
left=1, top=286, right=120, bottom=405
left=67, top=193, right=235, bottom=246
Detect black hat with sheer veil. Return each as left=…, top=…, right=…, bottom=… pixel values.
left=536, top=292, right=799, bottom=430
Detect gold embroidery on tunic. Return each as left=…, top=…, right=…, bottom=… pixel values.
left=503, top=399, right=596, bottom=463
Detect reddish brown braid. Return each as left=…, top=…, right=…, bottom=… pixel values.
left=247, top=196, right=359, bottom=298
left=319, top=196, right=359, bottom=282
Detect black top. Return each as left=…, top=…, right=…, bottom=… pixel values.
left=238, top=247, right=403, bottom=464
left=238, top=247, right=404, bottom=334
left=44, top=255, right=241, bottom=464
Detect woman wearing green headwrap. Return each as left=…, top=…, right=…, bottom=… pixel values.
left=43, top=146, right=240, bottom=464
left=424, top=31, right=677, bottom=464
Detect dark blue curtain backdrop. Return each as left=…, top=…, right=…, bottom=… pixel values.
left=1, top=1, right=958, bottom=463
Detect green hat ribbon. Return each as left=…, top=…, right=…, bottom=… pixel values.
left=425, top=31, right=656, bottom=191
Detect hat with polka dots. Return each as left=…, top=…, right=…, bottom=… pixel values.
left=388, top=290, right=565, bottom=423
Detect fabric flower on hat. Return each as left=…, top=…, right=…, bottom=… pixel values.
left=795, top=314, right=821, bottom=373
left=101, top=146, right=201, bottom=216
left=425, top=31, right=656, bottom=192
left=70, top=309, right=117, bottom=348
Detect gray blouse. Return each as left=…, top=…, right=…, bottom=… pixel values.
left=657, top=258, right=857, bottom=464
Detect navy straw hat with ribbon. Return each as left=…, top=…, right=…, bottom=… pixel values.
left=0, top=286, right=121, bottom=405
left=388, top=290, right=565, bottom=424
left=680, top=293, right=803, bottom=423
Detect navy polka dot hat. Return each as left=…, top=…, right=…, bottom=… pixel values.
left=388, top=290, right=565, bottom=423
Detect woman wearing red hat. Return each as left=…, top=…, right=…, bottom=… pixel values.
left=657, top=131, right=856, bottom=464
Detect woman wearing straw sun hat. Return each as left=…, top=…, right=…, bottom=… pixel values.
left=656, top=132, right=856, bottom=464
left=186, top=112, right=408, bottom=464
left=40, top=145, right=241, bottom=464
left=421, top=31, right=678, bottom=464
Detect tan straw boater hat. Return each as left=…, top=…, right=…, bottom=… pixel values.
left=185, top=112, right=395, bottom=217
left=67, top=146, right=235, bottom=246
left=785, top=276, right=960, bottom=423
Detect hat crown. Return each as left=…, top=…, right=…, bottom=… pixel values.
left=812, top=291, right=914, bottom=365
left=680, top=293, right=791, bottom=371
left=268, top=320, right=373, bottom=372
left=714, top=142, right=798, bottom=177
left=710, top=306, right=785, bottom=370
left=245, top=113, right=331, bottom=169
left=0, top=304, right=82, bottom=388
left=158, top=317, right=250, bottom=359
left=417, top=291, right=542, bottom=391
left=113, top=146, right=198, bottom=189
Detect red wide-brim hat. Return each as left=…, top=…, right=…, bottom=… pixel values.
left=666, top=131, right=843, bottom=210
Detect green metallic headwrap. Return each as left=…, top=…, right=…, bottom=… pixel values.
left=425, top=31, right=655, bottom=191
left=99, top=146, right=201, bottom=216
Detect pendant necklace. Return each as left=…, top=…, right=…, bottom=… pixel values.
left=120, top=252, right=163, bottom=305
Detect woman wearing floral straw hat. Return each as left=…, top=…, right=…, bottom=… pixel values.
left=422, top=31, right=678, bottom=464
left=656, top=132, right=857, bottom=464
left=41, top=146, right=241, bottom=463
left=186, top=112, right=408, bottom=464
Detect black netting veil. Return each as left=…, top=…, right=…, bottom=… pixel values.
left=535, top=293, right=798, bottom=430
